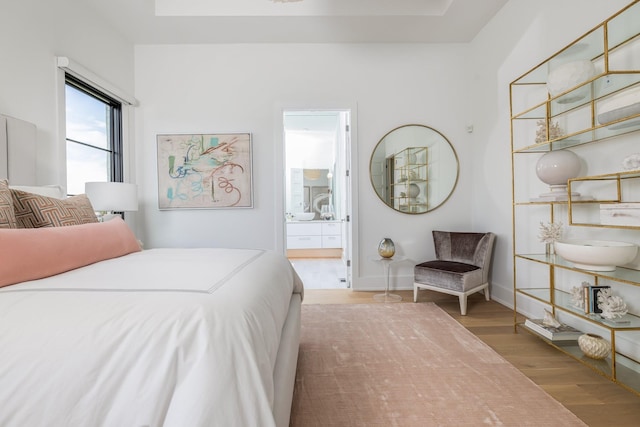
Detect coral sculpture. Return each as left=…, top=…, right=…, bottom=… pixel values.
left=535, top=120, right=565, bottom=144
left=597, top=288, right=628, bottom=320
left=537, top=221, right=563, bottom=244
left=569, top=281, right=590, bottom=309
left=622, top=153, right=640, bottom=171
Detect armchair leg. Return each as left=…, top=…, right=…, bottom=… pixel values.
left=459, top=295, right=467, bottom=316
left=484, top=286, right=490, bottom=301
left=413, top=285, right=418, bottom=302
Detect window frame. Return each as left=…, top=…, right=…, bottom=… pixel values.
left=64, top=74, right=124, bottom=190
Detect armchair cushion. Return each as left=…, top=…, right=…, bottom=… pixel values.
left=415, top=260, right=482, bottom=292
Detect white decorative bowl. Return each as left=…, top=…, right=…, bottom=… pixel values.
left=554, top=239, right=638, bottom=271
left=547, top=59, right=596, bottom=103
left=292, top=212, right=316, bottom=221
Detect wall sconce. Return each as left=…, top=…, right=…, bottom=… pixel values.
left=85, top=182, right=138, bottom=221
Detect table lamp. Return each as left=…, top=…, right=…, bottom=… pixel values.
left=85, top=182, right=138, bottom=221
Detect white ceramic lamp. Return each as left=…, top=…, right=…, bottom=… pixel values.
left=85, top=182, right=138, bottom=221
left=535, top=150, right=581, bottom=201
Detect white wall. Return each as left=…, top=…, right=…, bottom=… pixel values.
left=469, top=0, right=634, bottom=308
left=4, top=0, right=636, bottom=296
left=134, top=43, right=475, bottom=289
left=0, top=0, right=134, bottom=188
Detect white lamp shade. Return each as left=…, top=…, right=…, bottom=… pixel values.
left=85, top=182, right=138, bottom=212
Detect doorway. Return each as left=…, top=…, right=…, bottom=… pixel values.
left=283, top=110, right=352, bottom=289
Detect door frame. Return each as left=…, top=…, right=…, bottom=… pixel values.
left=275, top=106, right=358, bottom=289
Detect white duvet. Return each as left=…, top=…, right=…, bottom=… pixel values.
left=0, top=248, right=303, bottom=427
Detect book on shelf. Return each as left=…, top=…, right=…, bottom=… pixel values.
left=583, top=285, right=611, bottom=314
left=524, top=318, right=582, bottom=341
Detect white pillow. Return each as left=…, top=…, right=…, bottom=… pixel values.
left=9, top=185, right=65, bottom=199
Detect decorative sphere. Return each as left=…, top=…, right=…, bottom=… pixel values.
left=378, top=238, right=395, bottom=258
left=578, top=333, right=611, bottom=360
left=407, top=183, right=420, bottom=198
left=536, top=150, right=581, bottom=186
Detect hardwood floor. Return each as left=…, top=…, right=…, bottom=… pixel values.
left=303, top=289, right=640, bottom=427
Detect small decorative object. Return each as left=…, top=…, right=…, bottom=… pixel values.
left=538, top=221, right=563, bottom=255
left=407, top=183, right=420, bottom=198
left=542, top=309, right=562, bottom=328
left=535, top=150, right=582, bottom=201
left=597, top=288, right=628, bottom=320
left=535, top=119, right=564, bottom=144
left=547, top=59, right=596, bottom=103
left=622, top=153, right=640, bottom=171
left=378, top=238, right=395, bottom=258
left=320, top=205, right=334, bottom=220
left=578, top=333, right=611, bottom=360
left=569, top=281, right=590, bottom=309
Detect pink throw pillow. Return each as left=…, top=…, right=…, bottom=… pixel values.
left=0, top=217, right=141, bottom=288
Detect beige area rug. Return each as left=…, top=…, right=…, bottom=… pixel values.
left=289, top=303, right=587, bottom=427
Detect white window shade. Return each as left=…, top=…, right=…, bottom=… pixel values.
left=56, top=56, right=138, bottom=106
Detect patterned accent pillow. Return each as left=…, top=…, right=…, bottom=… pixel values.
left=11, top=190, right=98, bottom=228
left=0, top=180, right=18, bottom=229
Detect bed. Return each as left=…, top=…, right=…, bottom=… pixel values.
left=0, top=180, right=304, bottom=427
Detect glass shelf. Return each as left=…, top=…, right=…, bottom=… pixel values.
left=516, top=253, right=640, bottom=286
left=513, top=114, right=640, bottom=153
left=512, top=73, right=640, bottom=121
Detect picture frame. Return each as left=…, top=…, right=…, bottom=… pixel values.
left=156, top=133, right=253, bottom=209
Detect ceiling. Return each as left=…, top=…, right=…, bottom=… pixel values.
left=84, top=0, right=508, bottom=44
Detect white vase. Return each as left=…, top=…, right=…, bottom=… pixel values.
left=407, top=183, right=420, bottom=198
left=578, top=333, right=611, bottom=360
left=535, top=150, right=581, bottom=200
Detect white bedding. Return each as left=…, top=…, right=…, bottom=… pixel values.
left=0, top=248, right=303, bottom=427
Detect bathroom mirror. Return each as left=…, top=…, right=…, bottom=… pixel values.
left=370, top=124, right=459, bottom=214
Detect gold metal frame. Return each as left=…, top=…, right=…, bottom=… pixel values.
left=510, top=0, right=640, bottom=396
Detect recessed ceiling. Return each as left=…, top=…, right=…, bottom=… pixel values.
left=84, top=0, right=508, bottom=44
left=156, top=0, right=457, bottom=17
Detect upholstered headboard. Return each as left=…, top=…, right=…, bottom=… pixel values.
left=0, top=114, right=37, bottom=185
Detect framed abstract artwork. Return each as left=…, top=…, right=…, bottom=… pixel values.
left=157, top=133, right=253, bottom=209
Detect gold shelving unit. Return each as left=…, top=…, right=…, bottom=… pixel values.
left=510, top=1, right=640, bottom=395
left=391, top=146, right=428, bottom=214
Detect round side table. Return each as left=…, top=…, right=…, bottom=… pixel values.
left=369, top=255, right=406, bottom=303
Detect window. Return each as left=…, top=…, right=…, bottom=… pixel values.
left=65, top=75, right=123, bottom=195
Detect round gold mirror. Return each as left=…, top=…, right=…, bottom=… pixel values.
left=370, top=124, right=459, bottom=214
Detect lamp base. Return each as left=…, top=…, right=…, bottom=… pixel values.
left=97, top=212, right=122, bottom=222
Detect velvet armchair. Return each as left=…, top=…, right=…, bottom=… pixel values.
left=414, top=231, right=496, bottom=315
